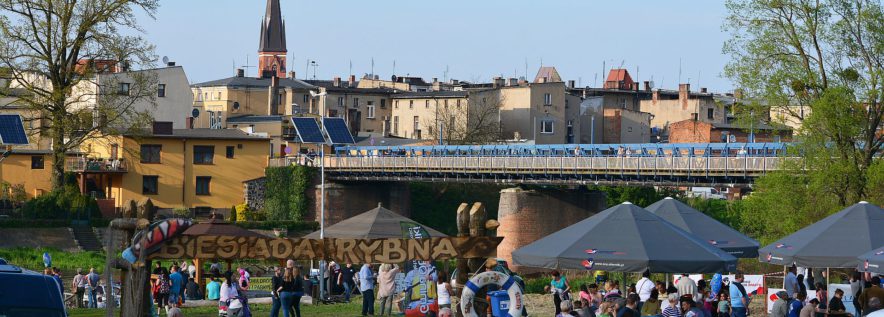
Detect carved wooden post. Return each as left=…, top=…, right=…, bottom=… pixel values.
left=116, top=199, right=155, bottom=317
left=454, top=203, right=470, bottom=317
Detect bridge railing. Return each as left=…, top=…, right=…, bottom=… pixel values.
left=319, top=155, right=800, bottom=176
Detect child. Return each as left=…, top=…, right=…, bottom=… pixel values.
left=717, top=293, right=730, bottom=317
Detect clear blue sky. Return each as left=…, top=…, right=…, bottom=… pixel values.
left=136, top=0, right=735, bottom=92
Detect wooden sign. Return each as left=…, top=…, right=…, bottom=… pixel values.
left=149, top=236, right=502, bottom=263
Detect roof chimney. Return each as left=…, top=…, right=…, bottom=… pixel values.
left=236, top=68, right=245, bottom=78
left=432, top=77, right=438, bottom=83
left=289, top=71, right=296, bottom=79
left=508, top=78, right=518, bottom=86
left=333, top=76, right=341, bottom=87
left=679, top=83, right=691, bottom=102
left=700, top=87, right=708, bottom=93
left=568, top=80, right=576, bottom=89
left=348, top=75, right=356, bottom=88
left=493, top=77, right=505, bottom=88
left=269, top=76, right=280, bottom=115
left=152, top=121, right=173, bottom=135
left=643, top=81, right=651, bottom=91
left=691, top=113, right=698, bottom=121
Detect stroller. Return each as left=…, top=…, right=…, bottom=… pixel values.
left=218, top=296, right=251, bottom=317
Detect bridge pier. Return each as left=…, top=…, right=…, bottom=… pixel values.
left=309, top=181, right=412, bottom=226
left=497, top=187, right=607, bottom=272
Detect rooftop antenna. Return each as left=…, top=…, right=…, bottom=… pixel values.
left=392, top=60, right=396, bottom=76
left=304, top=57, right=310, bottom=80
left=594, top=73, right=597, bottom=87
left=371, top=57, right=375, bottom=77
left=242, top=54, right=255, bottom=77
left=349, top=60, right=353, bottom=77
left=524, top=57, right=528, bottom=80
left=444, top=65, right=449, bottom=82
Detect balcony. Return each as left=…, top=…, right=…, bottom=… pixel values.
left=66, top=157, right=128, bottom=173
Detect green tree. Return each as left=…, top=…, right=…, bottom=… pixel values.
left=724, top=0, right=884, bottom=242
left=0, top=0, right=159, bottom=189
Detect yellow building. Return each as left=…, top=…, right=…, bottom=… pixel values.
left=77, top=122, right=270, bottom=212
left=0, top=150, right=52, bottom=198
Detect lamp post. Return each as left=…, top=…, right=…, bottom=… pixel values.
left=309, top=90, right=329, bottom=301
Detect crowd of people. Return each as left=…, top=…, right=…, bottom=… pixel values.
left=551, top=271, right=755, bottom=317
left=48, top=266, right=104, bottom=309
left=550, top=267, right=884, bottom=317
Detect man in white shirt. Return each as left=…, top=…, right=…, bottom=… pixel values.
left=637, top=270, right=656, bottom=311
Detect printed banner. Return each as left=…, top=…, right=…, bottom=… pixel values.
left=149, top=236, right=502, bottom=263
left=401, top=221, right=439, bottom=317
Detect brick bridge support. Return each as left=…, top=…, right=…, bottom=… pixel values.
left=308, top=181, right=412, bottom=226
left=496, top=187, right=607, bottom=273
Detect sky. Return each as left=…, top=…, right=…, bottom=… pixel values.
left=135, top=0, right=736, bottom=92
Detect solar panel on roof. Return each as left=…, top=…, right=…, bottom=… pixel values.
left=322, top=117, right=356, bottom=144
left=291, top=117, right=326, bottom=144
left=0, top=115, right=28, bottom=145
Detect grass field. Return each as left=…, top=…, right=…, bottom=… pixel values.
left=68, top=301, right=362, bottom=317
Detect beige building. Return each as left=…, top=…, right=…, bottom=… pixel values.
left=640, top=84, right=727, bottom=141
left=306, top=76, right=395, bottom=135
left=390, top=91, right=472, bottom=140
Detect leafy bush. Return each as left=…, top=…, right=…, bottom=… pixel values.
left=172, top=207, right=191, bottom=218
left=234, top=220, right=318, bottom=232
left=235, top=203, right=249, bottom=222
left=19, top=185, right=100, bottom=220
left=264, top=165, right=313, bottom=221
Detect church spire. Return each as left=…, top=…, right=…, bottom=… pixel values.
left=258, top=0, right=287, bottom=78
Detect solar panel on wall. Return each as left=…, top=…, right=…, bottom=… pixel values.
left=322, top=117, right=356, bottom=144
left=0, top=115, right=29, bottom=145
left=290, top=117, right=326, bottom=144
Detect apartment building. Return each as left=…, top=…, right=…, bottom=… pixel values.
left=306, top=76, right=395, bottom=135
left=76, top=122, right=269, bottom=212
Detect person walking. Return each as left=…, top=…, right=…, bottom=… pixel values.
left=155, top=268, right=171, bottom=311
left=784, top=266, right=799, bottom=299
left=436, top=270, right=454, bottom=312
left=220, top=273, right=241, bottom=317
left=169, top=265, right=184, bottom=307
left=270, top=267, right=282, bottom=317
left=377, top=263, right=401, bottom=316
left=86, top=267, right=101, bottom=309
left=72, top=268, right=86, bottom=308
left=359, top=263, right=376, bottom=316
left=788, top=292, right=806, bottom=317
left=729, top=273, right=751, bottom=317
left=637, top=270, right=655, bottom=312
left=279, top=266, right=304, bottom=317
left=338, top=262, right=357, bottom=302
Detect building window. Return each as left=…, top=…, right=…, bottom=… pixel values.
left=193, top=145, right=214, bottom=164
left=543, top=93, right=552, bottom=106
left=140, top=144, right=162, bottom=163
left=195, top=176, right=211, bottom=195
left=425, top=100, right=430, bottom=109
left=354, top=98, right=359, bottom=107
left=157, top=84, right=166, bottom=97
left=393, top=116, right=399, bottom=135
left=303, top=95, right=309, bottom=103
left=413, top=116, right=420, bottom=133
left=540, top=120, right=554, bottom=134
left=707, top=108, right=714, bottom=120
left=119, top=83, right=130, bottom=95
left=395, top=100, right=399, bottom=109
left=409, top=100, right=414, bottom=109
left=444, top=99, right=449, bottom=109
left=142, top=176, right=158, bottom=195
left=226, top=146, right=235, bottom=158
left=216, top=92, right=221, bottom=100
left=380, top=99, right=386, bottom=109
left=31, top=156, right=44, bottom=169
left=457, top=99, right=461, bottom=108
left=338, top=96, right=344, bottom=106
left=367, top=102, right=376, bottom=119
left=618, top=97, right=627, bottom=108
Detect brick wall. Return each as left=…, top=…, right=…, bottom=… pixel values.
left=243, top=177, right=266, bottom=211
left=669, top=120, right=713, bottom=143
left=309, top=181, right=412, bottom=225
left=496, top=187, right=606, bottom=272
